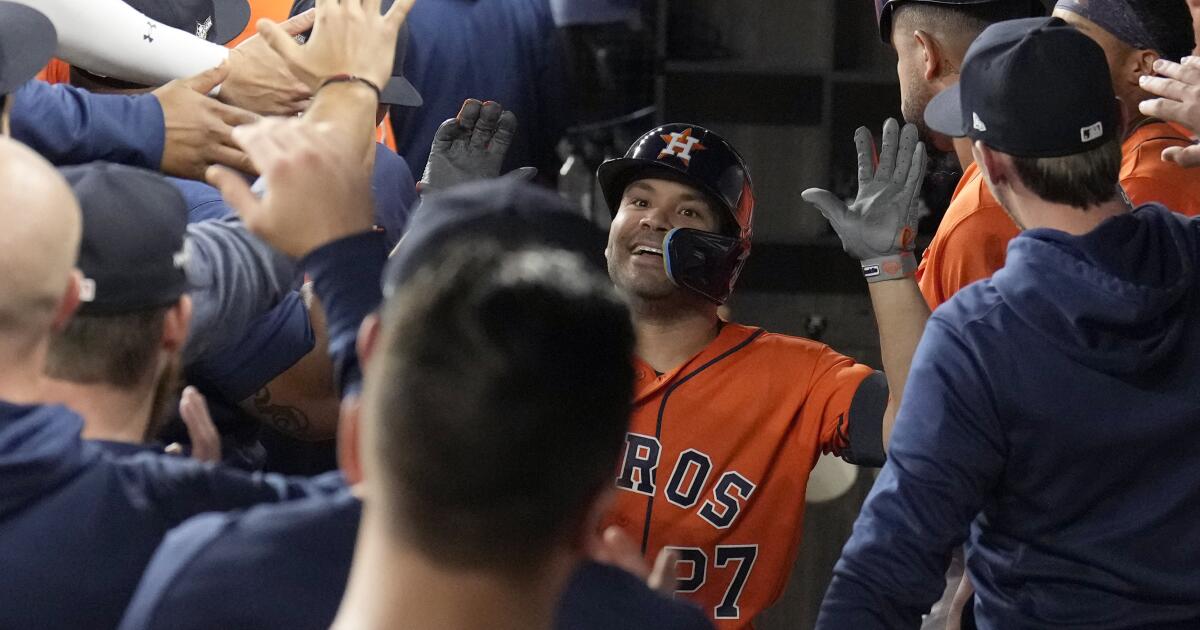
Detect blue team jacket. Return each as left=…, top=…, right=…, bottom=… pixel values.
left=818, top=204, right=1200, bottom=629
left=0, top=402, right=333, bottom=629
left=386, top=0, right=568, bottom=178
left=11, top=80, right=164, bottom=168
left=119, top=490, right=713, bottom=630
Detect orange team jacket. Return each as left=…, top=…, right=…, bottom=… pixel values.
left=601, top=322, right=884, bottom=629
left=916, top=122, right=1200, bottom=310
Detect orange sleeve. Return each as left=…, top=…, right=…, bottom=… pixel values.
left=918, top=206, right=1018, bottom=310
left=803, top=347, right=882, bottom=466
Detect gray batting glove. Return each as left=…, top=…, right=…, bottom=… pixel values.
left=802, top=118, right=926, bottom=283
left=418, top=99, right=537, bottom=194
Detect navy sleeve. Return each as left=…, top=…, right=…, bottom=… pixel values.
left=182, top=217, right=299, bottom=368
left=302, top=231, right=388, bottom=396
left=116, top=512, right=227, bottom=630
left=10, top=80, right=165, bottom=169
left=816, top=317, right=1006, bottom=629
left=116, top=451, right=341, bottom=526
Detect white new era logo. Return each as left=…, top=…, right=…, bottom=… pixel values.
left=1081, top=121, right=1103, bottom=143
left=973, top=112, right=987, bottom=132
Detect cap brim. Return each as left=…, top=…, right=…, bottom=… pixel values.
left=0, top=3, right=57, bottom=95
left=381, top=76, right=422, bottom=107
left=206, top=0, right=251, bottom=45
left=924, top=82, right=967, bottom=138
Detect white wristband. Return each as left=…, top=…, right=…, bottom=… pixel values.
left=861, top=252, right=917, bottom=283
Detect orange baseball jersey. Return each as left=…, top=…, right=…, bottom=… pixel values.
left=915, top=161, right=1018, bottom=310
left=1120, top=120, right=1200, bottom=218
left=601, top=322, right=886, bottom=629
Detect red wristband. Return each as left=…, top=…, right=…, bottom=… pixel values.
left=318, top=74, right=382, bottom=100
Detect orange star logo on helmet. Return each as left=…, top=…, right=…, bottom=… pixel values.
left=658, top=128, right=707, bottom=165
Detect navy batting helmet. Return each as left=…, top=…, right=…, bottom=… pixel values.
left=597, top=124, right=754, bottom=305
left=875, top=0, right=1047, bottom=44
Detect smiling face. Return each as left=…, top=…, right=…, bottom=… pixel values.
left=605, top=177, right=723, bottom=301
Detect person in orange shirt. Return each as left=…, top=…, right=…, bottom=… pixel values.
left=1053, top=1, right=1200, bottom=217
left=878, top=0, right=1042, bottom=311
left=597, top=119, right=930, bottom=629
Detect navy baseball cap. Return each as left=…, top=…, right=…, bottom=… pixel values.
left=290, top=0, right=422, bottom=107
left=875, top=0, right=1046, bottom=43
left=124, top=0, right=251, bottom=45
left=383, top=178, right=606, bottom=295
left=60, top=163, right=190, bottom=315
left=923, top=17, right=1119, bottom=157
left=0, top=2, right=56, bottom=95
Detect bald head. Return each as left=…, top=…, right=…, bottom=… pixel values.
left=0, top=138, right=81, bottom=338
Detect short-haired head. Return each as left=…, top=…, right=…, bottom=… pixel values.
left=364, top=242, right=634, bottom=574
left=888, top=1, right=1045, bottom=145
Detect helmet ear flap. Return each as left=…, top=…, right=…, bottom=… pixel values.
left=663, top=228, right=749, bottom=305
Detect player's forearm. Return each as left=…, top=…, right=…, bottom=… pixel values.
left=866, top=277, right=930, bottom=448
left=12, top=0, right=229, bottom=87
left=305, top=82, right=380, bottom=159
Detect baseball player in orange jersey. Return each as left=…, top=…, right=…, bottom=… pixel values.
left=597, top=120, right=932, bottom=628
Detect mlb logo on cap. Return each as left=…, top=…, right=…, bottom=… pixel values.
left=1081, top=122, right=1104, bottom=143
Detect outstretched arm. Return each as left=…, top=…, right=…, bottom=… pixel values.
left=208, top=0, right=416, bottom=396
left=803, top=118, right=931, bottom=449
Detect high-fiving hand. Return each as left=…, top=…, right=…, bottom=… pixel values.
left=153, top=64, right=259, bottom=180
left=257, top=0, right=415, bottom=92
left=418, top=99, right=536, bottom=194
left=1140, top=58, right=1200, bottom=168
left=221, top=10, right=317, bottom=116
left=208, top=118, right=374, bottom=259
left=802, top=118, right=926, bottom=282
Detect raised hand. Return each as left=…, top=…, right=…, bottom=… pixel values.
left=207, top=117, right=374, bottom=259
left=221, top=10, right=317, bottom=116
left=153, top=63, right=260, bottom=180
left=1140, top=58, right=1200, bottom=168
left=179, top=386, right=221, bottom=463
left=802, top=118, right=926, bottom=282
left=418, top=99, right=535, bottom=193
left=589, top=526, right=680, bottom=597
left=257, top=0, right=415, bottom=92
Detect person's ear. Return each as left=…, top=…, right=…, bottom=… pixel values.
left=161, top=294, right=193, bottom=353
left=975, top=141, right=1009, bottom=187
left=1131, top=49, right=1160, bottom=89
left=357, top=312, right=382, bottom=370
left=338, top=396, right=364, bottom=487
left=913, top=29, right=944, bottom=81
left=50, top=271, right=82, bottom=332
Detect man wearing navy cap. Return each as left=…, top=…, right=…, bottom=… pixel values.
left=818, top=17, right=1200, bottom=628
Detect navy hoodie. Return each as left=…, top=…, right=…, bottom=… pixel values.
left=0, top=403, right=333, bottom=629
left=119, top=490, right=713, bottom=630
left=819, top=205, right=1200, bottom=629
